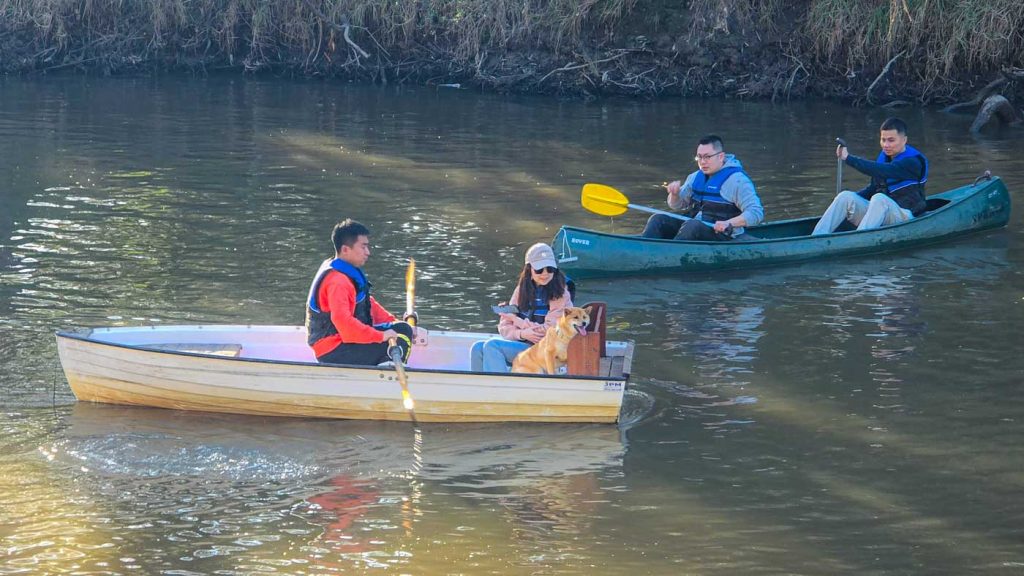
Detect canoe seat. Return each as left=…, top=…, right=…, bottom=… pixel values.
left=146, top=343, right=243, bottom=357
left=567, top=302, right=607, bottom=377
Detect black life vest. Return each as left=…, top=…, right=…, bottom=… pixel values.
left=305, top=258, right=373, bottom=346
left=872, top=145, right=928, bottom=216
left=691, top=166, right=745, bottom=222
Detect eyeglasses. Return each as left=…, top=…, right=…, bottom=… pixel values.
left=531, top=266, right=557, bottom=274
left=694, top=151, right=723, bottom=162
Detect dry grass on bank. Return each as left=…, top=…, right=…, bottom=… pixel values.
left=0, top=0, right=638, bottom=71
left=0, top=0, right=1021, bottom=100
left=805, top=0, right=1024, bottom=83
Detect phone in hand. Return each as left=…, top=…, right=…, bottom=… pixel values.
left=491, top=304, right=519, bottom=315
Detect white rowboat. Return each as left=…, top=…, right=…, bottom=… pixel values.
left=56, top=325, right=635, bottom=423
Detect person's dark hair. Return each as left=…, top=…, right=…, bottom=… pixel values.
left=697, top=134, right=724, bottom=152
left=880, top=117, right=908, bottom=135
left=332, top=219, right=370, bottom=253
left=514, top=264, right=567, bottom=313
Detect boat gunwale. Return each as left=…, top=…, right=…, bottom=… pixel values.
left=55, top=329, right=633, bottom=383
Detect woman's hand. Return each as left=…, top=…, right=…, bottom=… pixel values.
left=521, top=325, right=547, bottom=344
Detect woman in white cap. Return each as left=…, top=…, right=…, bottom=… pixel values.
left=470, top=242, right=575, bottom=372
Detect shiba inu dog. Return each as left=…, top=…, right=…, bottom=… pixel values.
left=511, top=306, right=592, bottom=375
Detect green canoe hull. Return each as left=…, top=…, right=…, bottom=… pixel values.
left=553, top=176, right=1011, bottom=279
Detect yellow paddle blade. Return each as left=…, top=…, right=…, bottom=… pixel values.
left=402, top=389, right=415, bottom=410
left=405, top=258, right=416, bottom=325
left=581, top=183, right=630, bottom=216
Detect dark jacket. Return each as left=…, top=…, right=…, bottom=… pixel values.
left=846, top=145, right=928, bottom=216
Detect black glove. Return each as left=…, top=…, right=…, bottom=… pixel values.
left=387, top=333, right=413, bottom=363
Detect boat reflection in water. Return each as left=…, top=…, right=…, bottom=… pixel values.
left=47, top=403, right=626, bottom=571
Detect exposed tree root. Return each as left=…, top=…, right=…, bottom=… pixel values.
left=969, top=95, right=1023, bottom=133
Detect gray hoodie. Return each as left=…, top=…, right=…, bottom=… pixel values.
left=668, top=154, right=764, bottom=236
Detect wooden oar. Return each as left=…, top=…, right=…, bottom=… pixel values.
left=581, top=182, right=692, bottom=222
left=389, top=258, right=417, bottom=422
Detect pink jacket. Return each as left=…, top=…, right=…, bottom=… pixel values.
left=497, top=286, right=573, bottom=341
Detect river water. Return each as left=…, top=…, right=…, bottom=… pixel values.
left=1, top=76, right=1022, bottom=575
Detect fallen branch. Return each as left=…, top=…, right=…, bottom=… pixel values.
left=881, top=99, right=911, bottom=109
left=942, top=75, right=1007, bottom=113
left=300, top=0, right=369, bottom=59
left=783, top=51, right=808, bottom=101
left=969, top=94, right=1023, bottom=133
left=536, top=51, right=629, bottom=85
left=866, top=50, right=905, bottom=105
left=342, top=22, right=370, bottom=59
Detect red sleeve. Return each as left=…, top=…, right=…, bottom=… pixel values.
left=369, top=297, right=397, bottom=326
left=320, top=274, right=387, bottom=344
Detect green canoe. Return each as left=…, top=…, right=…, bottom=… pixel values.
left=553, top=175, right=1011, bottom=279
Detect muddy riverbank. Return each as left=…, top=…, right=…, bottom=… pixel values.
left=2, top=0, right=1023, bottom=105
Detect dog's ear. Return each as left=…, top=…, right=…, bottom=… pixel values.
left=583, top=305, right=593, bottom=315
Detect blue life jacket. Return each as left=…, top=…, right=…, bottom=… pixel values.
left=305, top=258, right=373, bottom=346
left=691, top=166, right=744, bottom=223
left=873, top=145, right=928, bottom=216
left=518, top=284, right=551, bottom=325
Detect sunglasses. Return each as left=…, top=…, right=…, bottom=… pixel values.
left=531, top=266, right=557, bottom=274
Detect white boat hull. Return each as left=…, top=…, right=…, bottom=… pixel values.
left=56, top=325, right=633, bottom=423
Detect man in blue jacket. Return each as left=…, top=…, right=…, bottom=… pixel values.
left=813, top=117, right=928, bottom=235
left=642, top=134, right=764, bottom=241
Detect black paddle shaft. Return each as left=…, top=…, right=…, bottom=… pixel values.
left=835, top=138, right=848, bottom=195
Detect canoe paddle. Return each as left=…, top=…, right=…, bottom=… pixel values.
left=389, top=258, right=417, bottom=423
left=581, top=183, right=693, bottom=222
left=836, top=138, right=848, bottom=195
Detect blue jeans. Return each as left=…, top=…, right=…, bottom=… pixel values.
left=469, top=338, right=530, bottom=372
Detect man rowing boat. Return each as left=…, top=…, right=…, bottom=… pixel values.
left=305, top=219, right=418, bottom=366
left=813, top=117, right=929, bottom=235
left=641, top=134, right=764, bottom=241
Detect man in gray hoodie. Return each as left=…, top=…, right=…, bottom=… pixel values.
left=641, top=134, right=764, bottom=241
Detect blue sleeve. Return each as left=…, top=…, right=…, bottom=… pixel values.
left=846, top=154, right=925, bottom=184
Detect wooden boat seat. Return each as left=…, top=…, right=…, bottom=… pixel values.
left=146, top=343, right=243, bottom=357
left=567, top=301, right=607, bottom=377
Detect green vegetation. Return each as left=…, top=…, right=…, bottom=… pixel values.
left=1, top=0, right=1021, bottom=102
